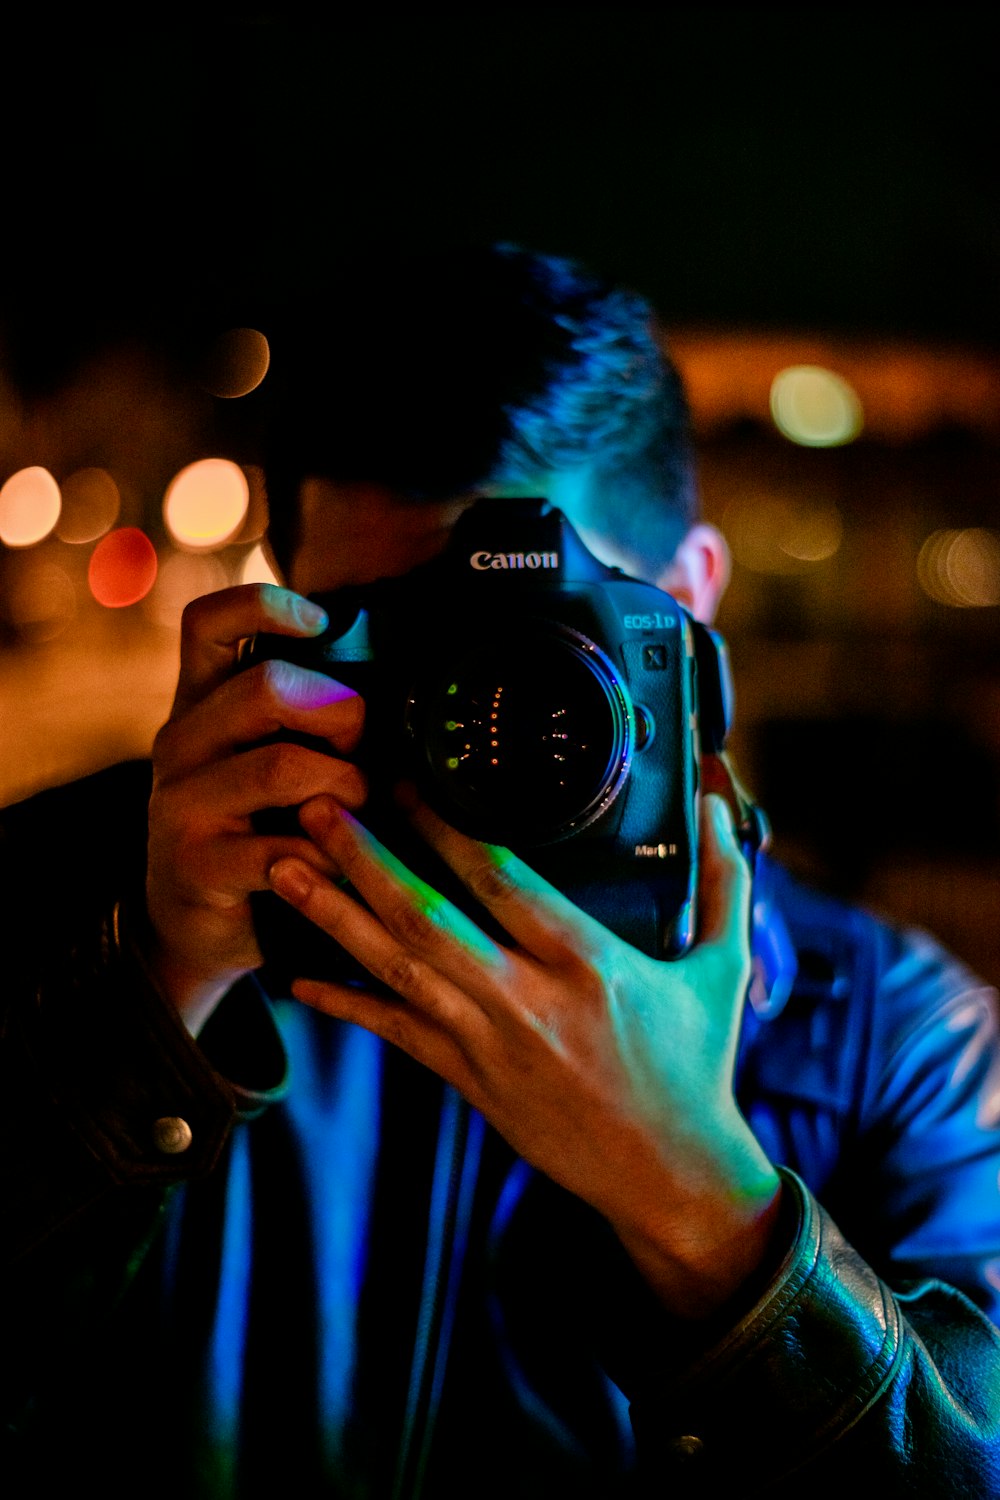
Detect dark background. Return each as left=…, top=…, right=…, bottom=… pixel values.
left=2, top=10, right=997, bottom=366
left=2, top=10, right=1000, bottom=980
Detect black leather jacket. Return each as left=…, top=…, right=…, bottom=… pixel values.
left=2, top=762, right=1000, bottom=1497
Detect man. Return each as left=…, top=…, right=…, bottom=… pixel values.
left=2, top=245, right=999, bottom=1497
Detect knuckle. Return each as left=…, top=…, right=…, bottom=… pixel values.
left=378, top=950, right=425, bottom=997
left=178, top=590, right=218, bottom=640
left=331, top=692, right=366, bottom=749
left=389, top=894, right=443, bottom=951
left=154, top=786, right=208, bottom=849
left=464, top=854, right=522, bottom=907
left=252, top=740, right=306, bottom=799
left=329, top=760, right=367, bottom=808
left=178, top=597, right=203, bottom=638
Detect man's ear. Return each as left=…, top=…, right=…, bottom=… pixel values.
left=655, top=523, right=730, bottom=624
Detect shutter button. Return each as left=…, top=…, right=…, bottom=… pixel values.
left=153, top=1116, right=193, bottom=1154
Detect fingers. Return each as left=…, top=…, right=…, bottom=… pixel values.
left=172, top=831, right=342, bottom=907
left=154, top=657, right=365, bottom=780
left=398, top=788, right=749, bottom=978
left=155, top=742, right=368, bottom=834
left=403, top=788, right=750, bottom=977
left=283, top=800, right=509, bottom=988
left=390, top=788, right=600, bottom=966
left=268, top=842, right=500, bottom=1083
left=290, top=973, right=480, bottom=1103
left=287, top=789, right=746, bottom=979
left=172, top=584, right=330, bottom=716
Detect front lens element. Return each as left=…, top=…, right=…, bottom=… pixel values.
left=411, top=625, right=632, bottom=844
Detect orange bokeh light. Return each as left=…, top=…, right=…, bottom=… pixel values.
left=88, top=527, right=159, bottom=607
left=199, top=327, right=271, bottom=399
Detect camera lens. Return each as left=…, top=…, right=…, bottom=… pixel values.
left=408, top=623, right=633, bottom=844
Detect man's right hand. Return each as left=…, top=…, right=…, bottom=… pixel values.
left=145, top=584, right=367, bottom=1035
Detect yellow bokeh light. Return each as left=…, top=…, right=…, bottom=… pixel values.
left=778, top=504, right=843, bottom=563
left=770, top=366, right=864, bottom=447
left=163, top=459, right=250, bottom=550
left=918, top=528, right=1000, bottom=608
left=722, top=491, right=843, bottom=574
left=917, top=531, right=952, bottom=604
left=56, top=466, right=121, bottom=543
left=0, top=466, right=62, bottom=547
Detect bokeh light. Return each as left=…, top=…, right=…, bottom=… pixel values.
left=56, top=466, right=121, bottom=543
left=88, top=527, right=159, bottom=607
left=240, top=543, right=281, bottom=586
left=770, top=365, right=864, bottom=447
left=199, top=327, right=271, bottom=399
left=918, top=528, right=1000, bottom=607
left=5, top=559, right=77, bottom=642
left=163, top=459, right=250, bottom=550
left=146, top=551, right=230, bottom=629
left=0, top=466, right=62, bottom=547
left=722, top=491, right=843, bottom=574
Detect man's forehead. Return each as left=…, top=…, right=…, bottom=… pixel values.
left=285, top=470, right=655, bottom=595
left=287, top=478, right=480, bottom=594
left=301, top=478, right=481, bottom=533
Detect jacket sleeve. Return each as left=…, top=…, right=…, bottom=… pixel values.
left=0, top=763, right=286, bottom=1436
left=628, top=1169, right=1000, bottom=1497
left=623, top=884, right=1000, bottom=1495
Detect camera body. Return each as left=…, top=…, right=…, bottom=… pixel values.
left=245, top=497, right=733, bottom=987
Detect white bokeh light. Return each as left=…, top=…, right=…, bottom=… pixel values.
left=0, top=467, right=62, bottom=547
left=163, top=459, right=250, bottom=550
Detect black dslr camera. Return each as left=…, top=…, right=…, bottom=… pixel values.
left=245, top=497, right=734, bottom=989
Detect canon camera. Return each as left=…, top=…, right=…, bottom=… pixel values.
left=245, top=496, right=735, bottom=988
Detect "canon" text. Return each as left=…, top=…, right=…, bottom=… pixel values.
left=469, top=550, right=559, bottom=571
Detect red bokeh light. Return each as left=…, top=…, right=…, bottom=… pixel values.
left=88, top=527, right=159, bottom=608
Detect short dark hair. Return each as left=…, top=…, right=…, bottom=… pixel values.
left=252, top=244, right=698, bottom=571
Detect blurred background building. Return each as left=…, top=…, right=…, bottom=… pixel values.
left=2, top=11, right=999, bottom=984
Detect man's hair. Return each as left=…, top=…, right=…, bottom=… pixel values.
left=253, top=244, right=698, bottom=573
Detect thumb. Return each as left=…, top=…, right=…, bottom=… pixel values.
left=696, top=793, right=751, bottom=955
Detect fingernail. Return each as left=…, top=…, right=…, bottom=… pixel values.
left=295, top=597, right=328, bottom=632
left=269, top=859, right=313, bottom=903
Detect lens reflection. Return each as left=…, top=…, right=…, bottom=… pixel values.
left=413, top=628, right=632, bottom=844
